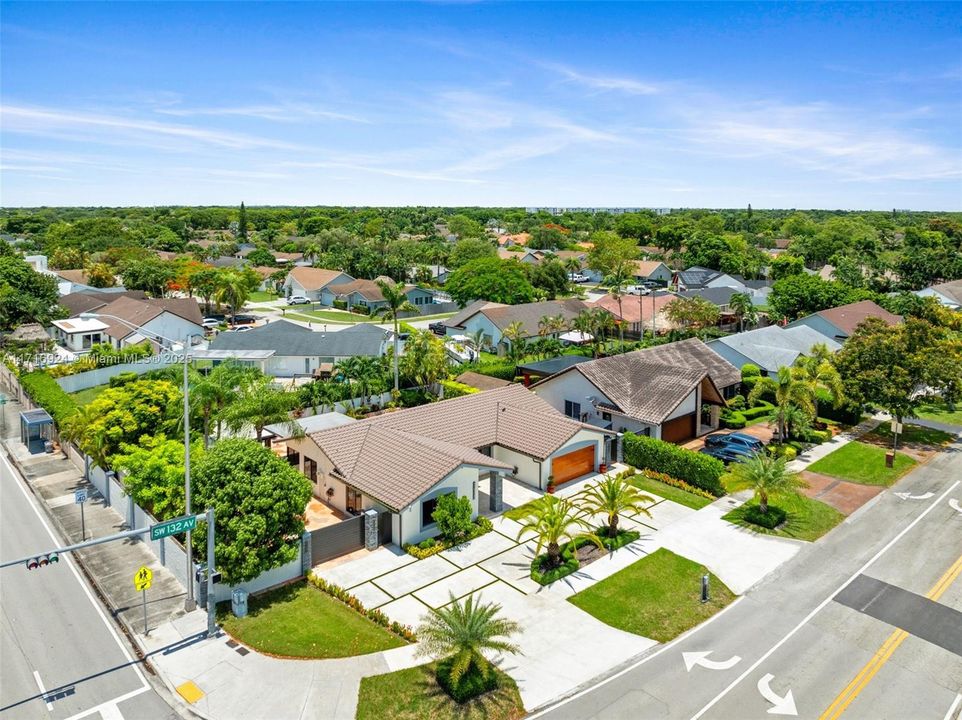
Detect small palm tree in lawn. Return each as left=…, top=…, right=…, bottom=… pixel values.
left=722, top=453, right=808, bottom=515
left=729, top=292, right=757, bottom=332
left=580, top=474, right=655, bottom=539
left=794, top=347, right=844, bottom=422
left=214, top=270, right=251, bottom=325
left=748, top=366, right=815, bottom=442
left=373, top=279, right=417, bottom=393
left=466, top=327, right=486, bottom=353
left=416, top=593, right=521, bottom=691
left=516, top=495, right=604, bottom=569
left=501, top=320, right=527, bottom=364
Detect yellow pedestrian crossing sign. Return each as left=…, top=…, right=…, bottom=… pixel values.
left=134, top=566, right=152, bottom=591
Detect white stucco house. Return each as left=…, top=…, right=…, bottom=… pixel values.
left=282, top=266, right=355, bottom=302
left=444, top=298, right=588, bottom=354
left=63, top=296, right=205, bottom=350
left=914, top=280, right=962, bottom=311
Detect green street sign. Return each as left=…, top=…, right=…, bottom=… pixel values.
left=150, top=514, right=198, bottom=541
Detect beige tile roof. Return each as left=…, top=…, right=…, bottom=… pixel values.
left=929, top=279, right=962, bottom=305
left=454, top=372, right=513, bottom=391
left=288, top=266, right=350, bottom=291
left=632, top=260, right=668, bottom=277
left=816, top=300, right=901, bottom=336
left=482, top=298, right=588, bottom=337
left=590, top=292, right=675, bottom=323
left=445, top=300, right=505, bottom=329
left=96, top=296, right=203, bottom=340
left=310, top=384, right=604, bottom=511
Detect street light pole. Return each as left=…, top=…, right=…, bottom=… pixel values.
left=183, top=335, right=195, bottom=611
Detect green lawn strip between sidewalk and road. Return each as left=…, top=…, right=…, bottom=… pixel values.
left=356, top=662, right=525, bottom=720
left=722, top=493, right=845, bottom=542
left=806, top=441, right=917, bottom=486
left=628, top=475, right=715, bottom=510
left=913, top=400, right=962, bottom=428
left=863, top=423, right=955, bottom=448
left=567, top=548, right=736, bottom=642
left=217, top=582, right=407, bottom=658
left=69, top=383, right=109, bottom=407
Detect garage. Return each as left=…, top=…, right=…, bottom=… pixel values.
left=551, top=445, right=595, bottom=484
left=661, top=413, right=697, bottom=443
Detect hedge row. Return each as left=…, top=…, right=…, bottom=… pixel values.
left=19, top=371, right=78, bottom=427
left=622, top=433, right=725, bottom=496
left=308, top=575, right=416, bottom=641
left=438, top=379, right=479, bottom=399
left=472, top=362, right=517, bottom=381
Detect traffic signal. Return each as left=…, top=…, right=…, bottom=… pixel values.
left=26, top=553, right=59, bottom=570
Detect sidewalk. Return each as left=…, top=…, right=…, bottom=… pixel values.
left=786, top=413, right=883, bottom=472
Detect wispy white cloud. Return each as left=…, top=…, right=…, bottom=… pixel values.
left=278, top=159, right=483, bottom=184
left=545, top=62, right=662, bottom=95
left=155, top=103, right=370, bottom=124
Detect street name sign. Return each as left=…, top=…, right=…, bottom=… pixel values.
left=150, top=514, right=197, bottom=541
left=134, top=566, right=153, bottom=591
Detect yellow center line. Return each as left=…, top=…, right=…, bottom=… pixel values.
left=819, top=553, right=962, bottom=720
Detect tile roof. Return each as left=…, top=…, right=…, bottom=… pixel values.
left=52, top=269, right=92, bottom=285
left=482, top=298, right=588, bottom=337
left=210, top=320, right=387, bottom=357
left=591, top=292, right=675, bottom=323
left=708, top=325, right=841, bottom=373
left=309, top=384, right=604, bottom=510
left=632, top=260, right=668, bottom=277
left=288, top=266, right=351, bottom=290
left=454, top=371, right=513, bottom=391
left=60, top=290, right=148, bottom=317
left=90, top=296, right=203, bottom=340
left=927, top=279, right=962, bottom=305
left=815, top=300, right=901, bottom=336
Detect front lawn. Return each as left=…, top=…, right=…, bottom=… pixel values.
left=247, top=291, right=279, bottom=302
left=567, top=548, right=736, bottom=642
left=629, top=475, right=714, bottom=510
left=863, top=423, right=955, bottom=448
left=69, top=384, right=109, bottom=407
left=914, top=400, right=962, bottom=428
left=356, top=662, right=524, bottom=720
left=217, top=582, right=407, bottom=658
left=502, top=500, right=539, bottom=522
left=806, top=441, right=917, bottom=486
left=722, top=493, right=844, bottom=542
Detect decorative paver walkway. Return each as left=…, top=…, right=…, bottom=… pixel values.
left=799, top=470, right=885, bottom=515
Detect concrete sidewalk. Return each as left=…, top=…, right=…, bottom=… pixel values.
left=786, top=414, right=883, bottom=472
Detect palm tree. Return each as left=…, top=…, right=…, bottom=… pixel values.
left=352, top=355, right=386, bottom=406
left=501, top=320, right=528, bottom=364
left=302, top=242, right=321, bottom=266
left=515, top=495, right=603, bottom=569
left=60, top=405, right=112, bottom=473
left=335, top=356, right=362, bottom=407
left=189, top=362, right=255, bottom=448
left=748, top=366, right=816, bottom=441
left=776, top=403, right=813, bottom=441
left=580, top=474, right=654, bottom=538
left=373, top=279, right=417, bottom=393
left=214, top=269, right=251, bottom=324
left=794, top=346, right=844, bottom=421
left=603, top=264, right=633, bottom=347
left=299, top=380, right=343, bottom=415
left=722, top=453, right=808, bottom=514
left=563, top=256, right=582, bottom=282
left=466, top=327, right=486, bottom=353
left=729, top=292, right=757, bottom=332
left=219, top=376, right=301, bottom=439
left=573, top=309, right=601, bottom=358
left=416, top=593, right=521, bottom=688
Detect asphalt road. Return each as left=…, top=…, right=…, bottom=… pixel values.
left=534, top=442, right=962, bottom=720
left=0, top=451, right=178, bottom=720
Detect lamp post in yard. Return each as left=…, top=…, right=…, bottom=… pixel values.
left=79, top=312, right=199, bottom=611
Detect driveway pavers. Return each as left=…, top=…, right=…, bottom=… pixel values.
left=372, top=553, right=460, bottom=597
left=347, top=581, right=393, bottom=609
left=315, top=545, right=414, bottom=590
left=477, top=541, right=543, bottom=594
left=377, top=594, right=434, bottom=629
left=632, top=497, right=696, bottom=529
left=800, top=470, right=885, bottom=514
left=413, top=565, right=500, bottom=607
left=440, top=529, right=517, bottom=567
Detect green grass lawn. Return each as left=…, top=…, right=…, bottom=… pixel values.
left=502, top=499, right=540, bottom=522
left=247, top=291, right=280, bottom=302
left=629, top=475, right=714, bottom=510
left=865, top=423, right=955, bottom=447
left=287, top=308, right=457, bottom=324
left=217, top=582, right=407, bottom=658
left=806, top=441, right=917, bottom=486
left=69, top=384, right=109, bottom=407
left=914, top=400, right=962, bottom=428
left=722, top=493, right=845, bottom=542
left=568, top=548, right=736, bottom=642
left=356, top=662, right=524, bottom=720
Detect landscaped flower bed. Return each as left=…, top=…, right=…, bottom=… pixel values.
left=403, top=516, right=493, bottom=559
left=530, top=527, right=641, bottom=586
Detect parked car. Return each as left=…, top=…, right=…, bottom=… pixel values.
left=231, top=314, right=257, bottom=325
left=625, top=285, right=652, bottom=296
left=230, top=326, right=253, bottom=333
left=287, top=295, right=311, bottom=306
left=569, top=273, right=590, bottom=283
left=700, top=445, right=756, bottom=465
left=704, top=432, right=765, bottom=453
left=201, top=317, right=221, bottom=329
left=429, top=321, right=448, bottom=336
left=641, top=279, right=661, bottom=288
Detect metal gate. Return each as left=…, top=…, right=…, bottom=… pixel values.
left=309, top=515, right=364, bottom=565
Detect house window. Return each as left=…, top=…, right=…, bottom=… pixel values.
left=82, top=334, right=93, bottom=349
left=564, top=400, right=581, bottom=419
left=346, top=486, right=362, bottom=514
left=303, top=457, right=317, bottom=483
left=421, top=492, right=453, bottom=529
left=602, top=412, right=612, bottom=421
left=286, top=448, right=300, bottom=466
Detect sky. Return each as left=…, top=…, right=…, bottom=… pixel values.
left=1, top=2, right=960, bottom=210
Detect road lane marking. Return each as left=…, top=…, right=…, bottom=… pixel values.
left=689, top=479, right=960, bottom=720
left=894, top=491, right=934, bottom=500
left=949, top=498, right=962, bottom=514
left=1, top=452, right=149, bottom=691
left=62, top=685, right=149, bottom=720
left=818, top=552, right=962, bottom=720
left=33, top=670, right=53, bottom=711
left=756, top=673, right=797, bottom=716
left=683, top=651, right=741, bottom=672
left=943, top=693, right=962, bottom=720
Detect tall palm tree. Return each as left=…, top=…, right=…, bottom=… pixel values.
left=748, top=366, right=816, bottom=441
left=416, top=593, right=521, bottom=688
left=729, top=292, right=757, bottom=332
left=219, top=376, right=301, bottom=439
left=299, top=380, right=343, bottom=415
left=603, top=264, right=633, bottom=347
left=501, top=320, right=528, bottom=364
left=563, top=256, right=582, bottom=282
left=214, top=269, right=251, bottom=324
left=373, top=279, right=417, bottom=393
left=189, top=362, right=254, bottom=448
left=722, top=453, right=808, bottom=514
left=794, top=346, right=844, bottom=421
left=466, top=327, right=486, bottom=353
left=352, top=355, right=386, bottom=406
left=515, top=495, right=603, bottom=569
left=573, top=309, right=601, bottom=358
left=302, top=242, right=322, bottom=266
left=580, top=474, right=654, bottom=538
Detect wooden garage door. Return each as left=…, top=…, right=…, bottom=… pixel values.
left=661, top=413, right=697, bottom=444
left=551, top=446, right=595, bottom=484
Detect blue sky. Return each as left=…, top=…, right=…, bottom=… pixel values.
left=2, top=2, right=960, bottom=209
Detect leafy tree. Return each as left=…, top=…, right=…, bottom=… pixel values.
left=447, top=238, right=496, bottom=268
left=515, top=495, right=603, bottom=569
left=85, top=262, right=116, bottom=288
left=446, top=258, right=535, bottom=306
left=528, top=225, right=567, bottom=250
left=580, top=474, right=653, bottom=538
left=120, top=256, right=176, bottom=297
left=615, top=213, right=654, bottom=241
left=416, top=593, right=520, bottom=690
left=0, top=254, right=63, bottom=330
left=50, top=246, right=86, bottom=270
left=113, top=434, right=201, bottom=519
left=446, top=214, right=484, bottom=239
left=431, top=493, right=475, bottom=544
left=187, top=267, right=221, bottom=312
left=245, top=247, right=275, bottom=267
left=722, top=453, right=807, bottom=514
left=769, top=254, right=805, bottom=280
left=373, top=279, right=417, bottom=392
left=767, top=274, right=875, bottom=321
left=664, top=295, right=721, bottom=333
left=587, top=231, right=637, bottom=279
left=528, top=258, right=569, bottom=299
left=191, top=438, right=312, bottom=584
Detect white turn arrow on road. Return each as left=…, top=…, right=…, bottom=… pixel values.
left=949, top=498, right=962, bottom=514
left=757, top=673, right=797, bottom=716
left=894, top=491, right=934, bottom=500
left=683, top=651, right=741, bottom=672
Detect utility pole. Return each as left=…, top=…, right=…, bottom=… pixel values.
left=183, top=336, right=195, bottom=611
left=206, top=507, right=216, bottom=637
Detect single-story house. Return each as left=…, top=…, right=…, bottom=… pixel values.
left=321, top=278, right=436, bottom=314
left=532, top=338, right=741, bottom=444
left=50, top=268, right=126, bottom=296
left=787, top=300, right=902, bottom=343
left=445, top=298, right=588, bottom=354
left=497, top=232, right=530, bottom=247
left=57, top=290, right=148, bottom=317
left=49, top=317, right=110, bottom=354
left=679, top=286, right=744, bottom=312
left=283, top=266, right=355, bottom=302
left=632, top=260, right=672, bottom=285
left=548, top=250, right=602, bottom=282
left=707, top=325, right=842, bottom=376
left=589, top=291, right=676, bottom=335
left=672, top=267, right=740, bottom=291
left=208, top=320, right=390, bottom=376
left=66, top=296, right=205, bottom=350
left=915, top=280, right=962, bottom=311
left=517, top=355, right=592, bottom=385
left=453, top=371, right=513, bottom=392
left=497, top=248, right=542, bottom=264
left=284, top=384, right=613, bottom=546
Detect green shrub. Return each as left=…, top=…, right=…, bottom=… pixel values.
left=720, top=411, right=747, bottom=429
left=768, top=444, right=797, bottom=460
left=531, top=548, right=580, bottom=585
left=307, top=575, right=416, bottom=642
left=623, top=433, right=726, bottom=496
left=741, top=363, right=761, bottom=379
left=432, top=494, right=475, bottom=544
left=472, top=362, right=517, bottom=381
left=20, top=371, right=78, bottom=426
left=727, top=394, right=746, bottom=410
left=108, top=371, right=139, bottom=388
left=439, top=379, right=479, bottom=399
left=742, top=505, right=787, bottom=529
left=402, top=516, right=492, bottom=559
left=436, top=658, right=500, bottom=703
left=638, top=469, right=718, bottom=500
left=332, top=299, right=348, bottom=310
left=800, top=428, right=830, bottom=444
left=814, top=389, right=863, bottom=424
left=741, top=402, right=775, bottom=420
